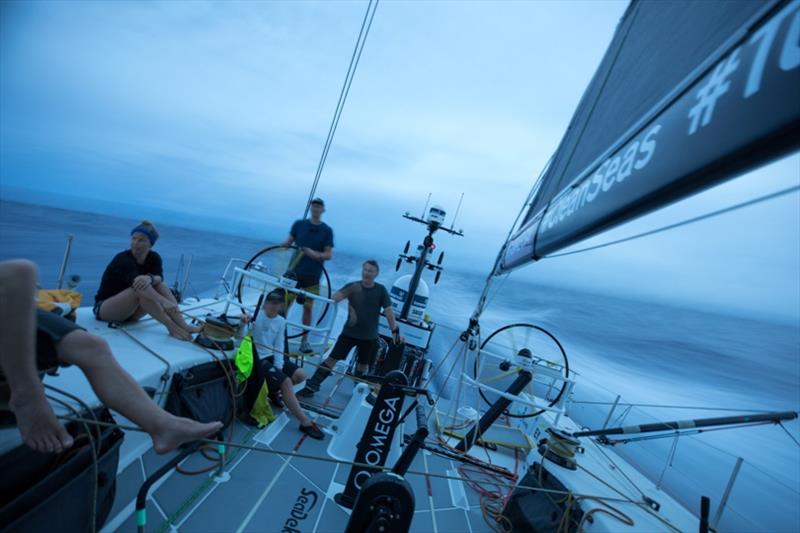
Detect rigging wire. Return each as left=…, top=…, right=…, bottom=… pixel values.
left=472, top=156, right=551, bottom=319
left=484, top=272, right=511, bottom=310
left=52, top=411, right=769, bottom=532
left=45, top=392, right=99, bottom=533
left=426, top=342, right=470, bottom=424
left=303, top=0, right=380, bottom=218
left=456, top=414, right=523, bottom=532
left=567, top=370, right=800, bottom=486
left=128, top=298, right=799, bottom=495
left=532, top=2, right=641, bottom=255
left=543, top=184, right=800, bottom=259
left=779, top=422, right=800, bottom=448
left=51, top=414, right=657, bottom=503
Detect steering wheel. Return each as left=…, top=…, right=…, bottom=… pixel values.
left=472, top=323, right=569, bottom=418
left=237, top=244, right=332, bottom=339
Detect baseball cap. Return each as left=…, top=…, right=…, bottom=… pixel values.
left=266, top=289, right=285, bottom=302
left=310, top=197, right=325, bottom=207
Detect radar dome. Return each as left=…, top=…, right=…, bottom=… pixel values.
left=389, top=275, right=429, bottom=325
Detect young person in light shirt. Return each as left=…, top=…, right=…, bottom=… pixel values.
left=244, top=289, right=324, bottom=440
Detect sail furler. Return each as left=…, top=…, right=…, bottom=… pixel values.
left=501, top=0, right=800, bottom=272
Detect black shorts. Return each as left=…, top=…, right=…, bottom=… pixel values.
left=329, top=335, right=377, bottom=365
left=1, top=310, right=83, bottom=406
left=1, top=310, right=82, bottom=387
left=36, top=309, right=83, bottom=370
left=264, top=358, right=301, bottom=392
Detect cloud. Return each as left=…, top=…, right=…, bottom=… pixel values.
left=2, top=0, right=797, bottom=322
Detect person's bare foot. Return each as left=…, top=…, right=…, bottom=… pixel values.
left=165, top=321, right=192, bottom=341
left=150, top=415, right=223, bottom=454
left=10, top=391, right=74, bottom=453
left=165, top=307, right=203, bottom=334
left=180, top=321, right=203, bottom=334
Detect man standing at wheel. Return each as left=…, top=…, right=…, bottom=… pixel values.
left=298, top=259, right=403, bottom=398
left=280, top=198, right=334, bottom=353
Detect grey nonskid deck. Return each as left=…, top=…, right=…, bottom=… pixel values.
left=47, top=299, right=696, bottom=533
left=107, top=406, right=500, bottom=533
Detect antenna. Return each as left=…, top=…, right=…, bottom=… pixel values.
left=420, top=193, right=432, bottom=218
left=449, top=192, right=464, bottom=230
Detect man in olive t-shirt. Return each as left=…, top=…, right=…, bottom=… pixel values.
left=298, top=260, right=403, bottom=398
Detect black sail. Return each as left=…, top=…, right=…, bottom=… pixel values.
left=500, top=0, right=800, bottom=272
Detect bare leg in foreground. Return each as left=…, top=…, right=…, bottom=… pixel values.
left=1, top=259, right=221, bottom=453
left=0, top=260, right=74, bottom=453
left=57, top=331, right=222, bottom=453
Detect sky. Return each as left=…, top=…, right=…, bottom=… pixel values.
left=1, top=0, right=798, bottom=323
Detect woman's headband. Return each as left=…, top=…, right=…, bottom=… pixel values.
left=131, top=226, right=158, bottom=245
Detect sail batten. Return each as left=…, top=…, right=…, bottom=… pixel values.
left=500, top=0, right=800, bottom=272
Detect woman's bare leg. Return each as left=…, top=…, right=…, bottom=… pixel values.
left=99, top=286, right=189, bottom=340
left=97, top=288, right=141, bottom=322
left=0, top=260, right=74, bottom=453
left=136, top=294, right=191, bottom=340
left=153, top=283, right=201, bottom=333
left=57, top=331, right=222, bottom=453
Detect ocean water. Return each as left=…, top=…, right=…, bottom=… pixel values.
left=2, top=199, right=798, bottom=531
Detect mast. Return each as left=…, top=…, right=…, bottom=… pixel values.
left=396, top=209, right=463, bottom=321
left=400, top=231, right=433, bottom=320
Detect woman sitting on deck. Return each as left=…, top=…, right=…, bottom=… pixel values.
left=93, top=220, right=200, bottom=340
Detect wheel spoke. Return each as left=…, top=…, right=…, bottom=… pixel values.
left=478, top=370, right=519, bottom=385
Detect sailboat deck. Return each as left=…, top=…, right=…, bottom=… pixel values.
left=1, top=298, right=699, bottom=532
left=104, top=412, right=504, bottom=533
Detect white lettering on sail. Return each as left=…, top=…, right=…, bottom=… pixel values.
left=541, top=123, right=661, bottom=232
left=585, top=161, right=607, bottom=203
left=635, top=125, right=660, bottom=169
left=602, top=157, right=620, bottom=192
left=746, top=2, right=800, bottom=97
left=517, top=1, right=797, bottom=258
left=616, top=142, right=638, bottom=183
left=502, top=217, right=539, bottom=266
left=688, top=48, right=740, bottom=135
left=780, top=11, right=800, bottom=71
